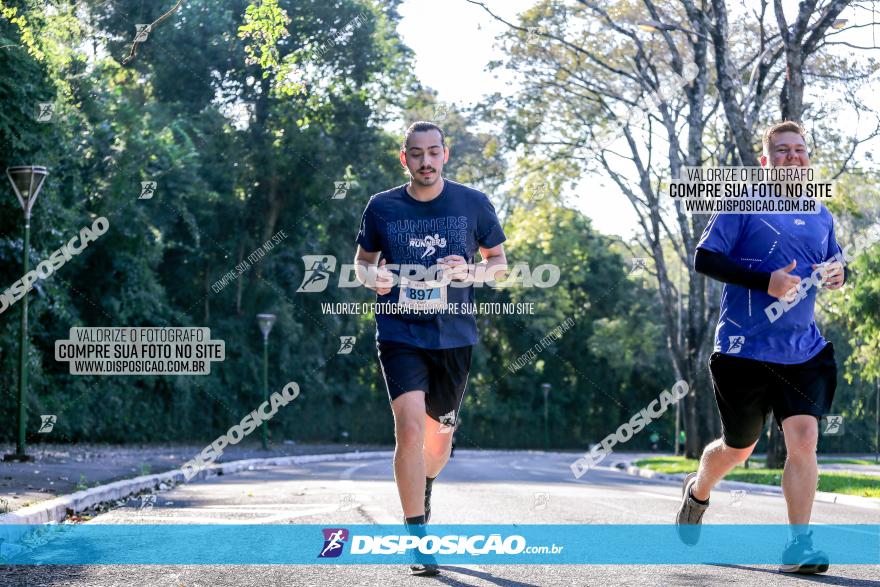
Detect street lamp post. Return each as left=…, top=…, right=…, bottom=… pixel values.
left=256, top=313, right=277, bottom=451
left=4, top=166, right=48, bottom=463
left=675, top=266, right=683, bottom=457
left=541, top=383, right=552, bottom=450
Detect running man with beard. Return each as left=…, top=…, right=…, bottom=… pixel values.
left=677, top=121, right=847, bottom=574
left=353, top=121, right=507, bottom=576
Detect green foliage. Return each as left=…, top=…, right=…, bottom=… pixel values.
left=0, top=1, right=43, bottom=60
left=0, top=0, right=678, bottom=449
left=3, top=0, right=874, bottom=456
left=239, top=0, right=290, bottom=74
left=839, top=247, right=880, bottom=382
left=465, top=199, right=676, bottom=449
left=1, top=0, right=408, bottom=446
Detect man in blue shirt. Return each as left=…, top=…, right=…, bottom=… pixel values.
left=354, top=121, right=507, bottom=576
left=676, top=121, right=846, bottom=574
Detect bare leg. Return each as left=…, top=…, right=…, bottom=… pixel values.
left=691, top=438, right=757, bottom=501
left=780, top=415, right=819, bottom=527
left=423, top=414, right=453, bottom=478
left=391, top=391, right=427, bottom=518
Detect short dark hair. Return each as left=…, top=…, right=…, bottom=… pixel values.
left=402, top=121, right=446, bottom=150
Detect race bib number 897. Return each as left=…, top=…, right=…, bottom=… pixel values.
left=398, top=278, right=447, bottom=311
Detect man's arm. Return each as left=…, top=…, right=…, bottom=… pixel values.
left=812, top=260, right=847, bottom=290
left=823, top=216, right=848, bottom=289
left=476, top=243, right=507, bottom=285
left=439, top=244, right=508, bottom=285
left=694, top=247, right=803, bottom=299
left=354, top=246, right=393, bottom=295
left=694, top=248, right=772, bottom=291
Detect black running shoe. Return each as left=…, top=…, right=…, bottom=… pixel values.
left=410, top=561, right=441, bottom=577
left=779, top=531, right=829, bottom=574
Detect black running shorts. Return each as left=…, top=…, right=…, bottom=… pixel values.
left=708, top=342, right=837, bottom=449
left=376, top=340, right=473, bottom=425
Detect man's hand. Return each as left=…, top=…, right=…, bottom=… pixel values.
left=813, top=260, right=845, bottom=290
left=439, top=255, right=471, bottom=281
left=366, top=259, right=394, bottom=295
left=768, top=259, right=801, bottom=301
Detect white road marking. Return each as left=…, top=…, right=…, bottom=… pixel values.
left=338, top=458, right=402, bottom=524
left=340, top=460, right=383, bottom=481
left=633, top=491, right=681, bottom=502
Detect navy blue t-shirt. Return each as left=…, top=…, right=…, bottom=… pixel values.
left=355, top=179, right=506, bottom=349
left=696, top=206, right=842, bottom=364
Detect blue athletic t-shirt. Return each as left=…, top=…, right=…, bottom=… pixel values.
left=696, top=206, right=842, bottom=364
left=355, top=179, right=507, bottom=349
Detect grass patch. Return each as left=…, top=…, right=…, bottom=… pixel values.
left=717, top=456, right=875, bottom=466
left=635, top=456, right=880, bottom=498
left=634, top=457, right=700, bottom=475
left=816, top=458, right=877, bottom=466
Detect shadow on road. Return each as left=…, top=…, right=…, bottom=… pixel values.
left=434, top=565, right=541, bottom=586
left=712, top=564, right=880, bottom=586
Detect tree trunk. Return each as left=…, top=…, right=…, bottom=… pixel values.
left=235, top=239, right=246, bottom=315
left=709, top=0, right=760, bottom=166
left=253, top=75, right=281, bottom=282
left=203, top=267, right=211, bottom=323
left=683, top=353, right=719, bottom=458
left=780, top=50, right=805, bottom=121
left=255, top=179, right=281, bottom=280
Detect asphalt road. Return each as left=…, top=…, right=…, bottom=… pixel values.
left=2, top=450, right=879, bottom=586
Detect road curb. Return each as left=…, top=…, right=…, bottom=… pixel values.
left=0, top=449, right=391, bottom=547
left=620, top=463, right=880, bottom=510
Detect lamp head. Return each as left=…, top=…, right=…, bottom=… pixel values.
left=6, top=166, right=48, bottom=220
left=256, top=313, right=277, bottom=339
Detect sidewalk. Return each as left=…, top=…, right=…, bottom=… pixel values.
left=0, top=441, right=389, bottom=515
left=614, top=451, right=880, bottom=476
